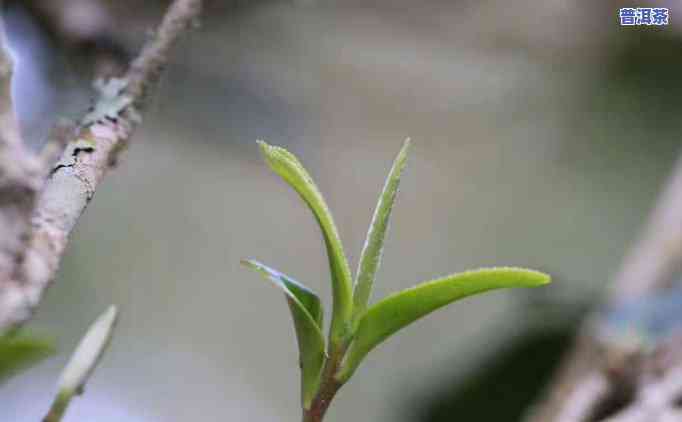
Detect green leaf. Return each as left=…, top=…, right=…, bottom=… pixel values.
left=0, top=333, right=54, bottom=384
left=241, top=259, right=326, bottom=408
left=338, top=268, right=550, bottom=381
left=352, top=139, right=410, bottom=326
left=258, top=141, right=353, bottom=345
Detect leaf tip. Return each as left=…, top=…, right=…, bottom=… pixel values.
left=240, top=259, right=268, bottom=277
left=398, top=137, right=411, bottom=159
left=502, top=267, right=551, bottom=287
left=256, top=139, right=268, bottom=150
left=256, top=140, right=273, bottom=160
left=535, top=271, right=552, bottom=286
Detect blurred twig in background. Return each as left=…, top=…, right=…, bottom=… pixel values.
left=0, top=0, right=202, bottom=330
left=14, top=0, right=130, bottom=79
left=528, top=154, right=682, bottom=421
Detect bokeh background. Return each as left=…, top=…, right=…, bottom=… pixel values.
left=2, top=0, right=682, bottom=421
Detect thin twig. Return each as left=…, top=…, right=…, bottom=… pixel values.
left=38, top=119, right=77, bottom=174
left=0, top=17, right=22, bottom=149
left=0, top=0, right=202, bottom=330
left=0, top=16, right=43, bottom=315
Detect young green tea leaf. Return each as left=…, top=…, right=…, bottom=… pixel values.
left=352, top=139, right=410, bottom=326
left=45, top=306, right=117, bottom=422
left=241, top=259, right=326, bottom=408
left=339, top=268, right=550, bottom=381
left=0, top=334, right=54, bottom=384
left=57, top=306, right=118, bottom=396
left=257, top=141, right=353, bottom=345
left=241, top=259, right=324, bottom=329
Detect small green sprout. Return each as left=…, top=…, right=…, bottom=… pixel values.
left=44, top=306, right=118, bottom=422
left=243, top=140, right=550, bottom=422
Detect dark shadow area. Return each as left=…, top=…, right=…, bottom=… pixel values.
left=414, top=325, right=579, bottom=422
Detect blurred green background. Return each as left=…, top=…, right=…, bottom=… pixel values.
left=2, top=0, right=682, bottom=421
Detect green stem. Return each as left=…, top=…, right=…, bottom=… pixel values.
left=43, top=391, right=72, bottom=422
left=302, top=344, right=348, bottom=422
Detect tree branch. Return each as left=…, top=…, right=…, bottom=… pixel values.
left=527, top=151, right=682, bottom=422
left=0, top=17, right=23, bottom=149
left=0, top=0, right=202, bottom=330
left=602, top=364, right=682, bottom=422
left=0, top=16, right=43, bottom=319
left=608, top=153, right=682, bottom=302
